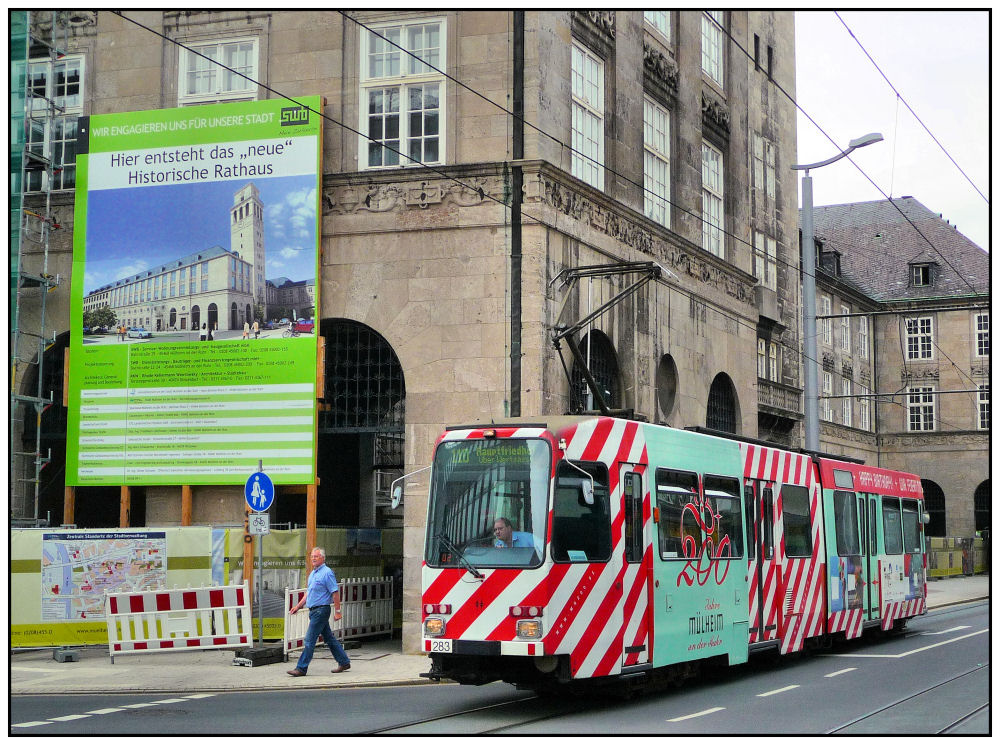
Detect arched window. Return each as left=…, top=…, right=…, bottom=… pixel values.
left=320, top=319, right=405, bottom=432
left=706, top=373, right=739, bottom=434
left=169, top=308, right=177, bottom=328
left=922, top=479, right=946, bottom=537
left=974, top=480, right=990, bottom=532
left=569, top=330, right=621, bottom=413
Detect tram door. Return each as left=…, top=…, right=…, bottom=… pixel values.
left=858, top=493, right=881, bottom=623
left=621, top=466, right=651, bottom=666
left=745, top=479, right=779, bottom=644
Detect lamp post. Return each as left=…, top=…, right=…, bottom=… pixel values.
left=792, top=133, right=882, bottom=453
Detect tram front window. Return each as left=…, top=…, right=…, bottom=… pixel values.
left=425, top=438, right=550, bottom=569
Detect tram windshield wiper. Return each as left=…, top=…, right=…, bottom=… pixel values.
left=436, top=533, right=485, bottom=579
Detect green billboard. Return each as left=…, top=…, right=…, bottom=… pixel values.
left=66, top=98, right=322, bottom=486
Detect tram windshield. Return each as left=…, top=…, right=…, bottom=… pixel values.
left=425, top=438, right=550, bottom=569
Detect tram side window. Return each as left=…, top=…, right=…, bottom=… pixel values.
left=656, top=469, right=700, bottom=558
left=882, top=497, right=904, bottom=554
left=624, top=472, right=643, bottom=564
left=552, top=461, right=612, bottom=562
left=744, top=483, right=756, bottom=560
left=704, top=475, right=743, bottom=558
left=901, top=500, right=921, bottom=553
left=782, top=484, right=813, bottom=557
left=833, top=490, right=861, bottom=555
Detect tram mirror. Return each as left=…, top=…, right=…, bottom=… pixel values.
left=391, top=484, right=403, bottom=510
left=557, top=475, right=595, bottom=506
left=920, top=511, right=931, bottom=525
left=581, top=480, right=594, bottom=506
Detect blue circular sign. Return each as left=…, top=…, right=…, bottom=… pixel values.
left=245, top=472, right=275, bottom=512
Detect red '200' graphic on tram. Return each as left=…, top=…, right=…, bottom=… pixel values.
left=677, top=496, right=732, bottom=587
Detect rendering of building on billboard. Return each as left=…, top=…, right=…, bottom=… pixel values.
left=66, top=98, right=323, bottom=486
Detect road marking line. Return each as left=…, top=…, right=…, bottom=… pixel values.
left=149, top=699, right=188, bottom=704
left=757, top=685, right=800, bottom=697
left=122, top=703, right=159, bottom=709
left=48, top=714, right=92, bottom=722
left=920, top=625, right=971, bottom=636
left=833, top=629, right=987, bottom=659
left=86, top=708, right=125, bottom=715
left=668, top=707, right=725, bottom=722
left=11, top=721, right=53, bottom=728
left=10, top=666, right=58, bottom=673
left=184, top=693, right=217, bottom=699
left=824, top=667, right=857, bottom=678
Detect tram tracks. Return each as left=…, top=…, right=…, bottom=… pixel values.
left=825, top=664, right=989, bottom=734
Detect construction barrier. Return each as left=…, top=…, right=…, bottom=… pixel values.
left=282, top=576, right=393, bottom=661
left=105, top=582, right=252, bottom=661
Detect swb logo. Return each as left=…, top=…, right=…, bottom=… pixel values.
left=280, top=106, right=310, bottom=126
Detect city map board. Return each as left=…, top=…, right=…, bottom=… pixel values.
left=66, top=97, right=322, bottom=486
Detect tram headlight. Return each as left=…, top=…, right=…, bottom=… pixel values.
left=424, top=617, right=446, bottom=637
left=516, top=618, right=543, bottom=639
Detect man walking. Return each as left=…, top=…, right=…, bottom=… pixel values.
left=287, top=546, right=352, bottom=676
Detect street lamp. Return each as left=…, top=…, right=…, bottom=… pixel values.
left=792, top=133, right=883, bottom=453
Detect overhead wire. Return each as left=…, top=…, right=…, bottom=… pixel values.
left=834, top=11, right=989, bottom=205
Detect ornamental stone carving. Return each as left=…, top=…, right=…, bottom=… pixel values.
left=901, top=366, right=939, bottom=383
left=702, top=90, right=731, bottom=137
left=323, top=175, right=503, bottom=215
left=586, top=11, right=616, bottom=39
left=643, top=42, right=679, bottom=100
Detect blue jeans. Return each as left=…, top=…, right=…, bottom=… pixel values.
left=295, top=605, right=351, bottom=671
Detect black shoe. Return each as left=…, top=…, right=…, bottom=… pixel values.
left=331, top=665, right=351, bottom=673
left=287, top=668, right=306, bottom=677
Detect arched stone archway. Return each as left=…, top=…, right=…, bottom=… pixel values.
left=569, top=329, right=621, bottom=413
left=707, top=372, right=740, bottom=434
left=922, top=479, right=946, bottom=537
left=974, top=479, right=990, bottom=532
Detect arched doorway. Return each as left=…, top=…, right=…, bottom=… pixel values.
left=191, top=305, right=201, bottom=331
left=207, top=303, right=218, bottom=332
left=245, top=304, right=253, bottom=325
left=922, top=479, right=946, bottom=537
left=169, top=307, right=177, bottom=329
left=974, top=480, right=990, bottom=532
left=230, top=303, right=238, bottom=329
left=707, top=372, right=740, bottom=434
left=569, top=330, right=621, bottom=413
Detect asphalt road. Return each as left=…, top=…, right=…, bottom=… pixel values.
left=12, top=601, right=988, bottom=735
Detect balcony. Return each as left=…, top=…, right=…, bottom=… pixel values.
left=757, top=379, right=803, bottom=420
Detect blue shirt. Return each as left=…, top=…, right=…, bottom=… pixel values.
left=495, top=531, right=537, bottom=549
left=305, top=563, right=340, bottom=608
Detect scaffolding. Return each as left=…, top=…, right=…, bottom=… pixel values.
left=10, top=11, right=67, bottom=523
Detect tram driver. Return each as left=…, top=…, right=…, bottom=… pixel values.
left=493, top=517, right=538, bottom=550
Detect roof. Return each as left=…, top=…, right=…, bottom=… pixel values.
left=803, top=197, right=989, bottom=302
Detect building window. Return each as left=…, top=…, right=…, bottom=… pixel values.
left=751, top=133, right=776, bottom=217
left=571, top=42, right=605, bottom=190
left=842, top=378, right=852, bottom=427
left=701, top=11, right=724, bottom=87
left=910, top=263, right=932, bottom=287
left=643, top=97, right=671, bottom=228
left=757, top=338, right=767, bottom=379
left=701, top=141, right=724, bottom=258
left=25, top=55, right=84, bottom=191
left=360, top=19, right=445, bottom=169
left=975, top=313, right=989, bottom=357
left=178, top=39, right=258, bottom=106
left=644, top=11, right=670, bottom=43
left=978, top=385, right=989, bottom=431
left=858, top=315, right=869, bottom=360
left=822, top=372, right=833, bottom=422
left=907, top=386, right=935, bottom=432
left=840, top=305, right=851, bottom=353
left=859, top=384, right=871, bottom=431
left=768, top=342, right=779, bottom=382
left=753, top=231, right=777, bottom=291
left=905, top=317, right=933, bottom=360
left=821, top=295, right=832, bottom=345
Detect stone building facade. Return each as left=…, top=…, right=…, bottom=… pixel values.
left=809, top=198, right=990, bottom=538
left=13, top=10, right=801, bottom=650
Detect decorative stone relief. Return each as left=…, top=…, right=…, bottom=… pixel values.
left=572, top=11, right=615, bottom=58
left=822, top=353, right=834, bottom=371
left=702, top=90, right=731, bottom=137
left=323, top=175, right=504, bottom=215
left=643, top=42, right=679, bottom=100
left=881, top=432, right=987, bottom=447
left=901, top=366, right=940, bottom=383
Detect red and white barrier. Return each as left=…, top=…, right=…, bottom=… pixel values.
left=282, top=576, right=393, bottom=660
left=105, top=582, right=251, bottom=661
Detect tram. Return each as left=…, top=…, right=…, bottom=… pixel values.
left=419, top=416, right=928, bottom=691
